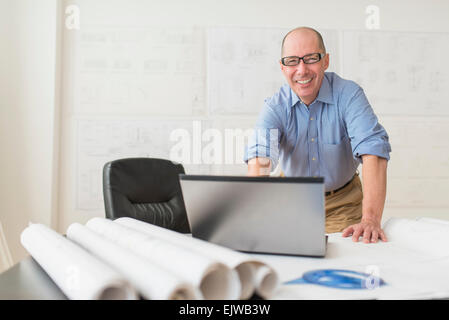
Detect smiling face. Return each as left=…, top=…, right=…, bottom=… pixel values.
left=280, top=29, right=329, bottom=106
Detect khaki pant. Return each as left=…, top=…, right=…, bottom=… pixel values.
left=325, top=174, right=363, bottom=233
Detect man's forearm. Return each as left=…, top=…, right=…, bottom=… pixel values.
left=361, top=155, right=388, bottom=225
left=247, top=157, right=272, bottom=176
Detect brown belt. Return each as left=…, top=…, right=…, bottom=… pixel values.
left=325, top=175, right=355, bottom=196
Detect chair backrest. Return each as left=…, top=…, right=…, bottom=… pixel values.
left=103, top=158, right=190, bottom=233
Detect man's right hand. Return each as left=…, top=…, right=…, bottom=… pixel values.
left=247, top=157, right=271, bottom=176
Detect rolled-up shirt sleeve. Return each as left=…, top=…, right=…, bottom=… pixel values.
left=343, top=86, right=392, bottom=163
left=244, top=101, right=283, bottom=170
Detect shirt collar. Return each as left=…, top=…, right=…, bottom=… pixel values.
left=290, top=88, right=301, bottom=107
left=316, top=74, right=333, bottom=104
left=289, top=73, right=334, bottom=107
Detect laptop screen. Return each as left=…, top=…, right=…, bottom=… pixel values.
left=179, top=175, right=326, bottom=257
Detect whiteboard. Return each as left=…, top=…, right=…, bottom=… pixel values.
left=341, top=31, right=449, bottom=116
left=380, top=115, right=449, bottom=178
left=207, top=117, right=259, bottom=175
left=379, top=115, right=449, bottom=208
left=69, top=26, right=206, bottom=116
left=60, top=24, right=449, bottom=225
left=76, top=117, right=213, bottom=210
left=207, top=27, right=340, bottom=115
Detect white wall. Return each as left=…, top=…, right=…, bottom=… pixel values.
left=0, top=0, right=59, bottom=264
left=1, top=0, right=449, bottom=264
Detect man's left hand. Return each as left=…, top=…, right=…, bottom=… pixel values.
left=342, top=219, right=388, bottom=243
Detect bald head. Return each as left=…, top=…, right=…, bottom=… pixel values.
left=279, top=27, right=330, bottom=106
left=281, top=27, right=326, bottom=57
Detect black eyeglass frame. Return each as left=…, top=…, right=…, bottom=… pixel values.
left=280, top=53, right=324, bottom=66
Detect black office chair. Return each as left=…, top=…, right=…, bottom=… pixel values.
left=102, top=157, right=190, bottom=233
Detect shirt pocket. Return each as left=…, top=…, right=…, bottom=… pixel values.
left=319, top=135, right=355, bottom=183
left=320, top=109, right=345, bottom=145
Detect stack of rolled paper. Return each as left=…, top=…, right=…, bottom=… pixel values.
left=21, top=217, right=280, bottom=300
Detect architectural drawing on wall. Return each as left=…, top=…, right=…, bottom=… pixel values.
left=381, top=116, right=449, bottom=177
left=207, top=27, right=340, bottom=115
left=379, top=115, right=449, bottom=209
left=341, top=31, right=449, bottom=116
left=387, top=177, right=449, bottom=208
left=68, top=26, right=206, bottom=116
left=207, top=117, right=259, bottom=175
left=62, top=21, right=449, bottom=227
left=76, top=118, right=213, bottom=210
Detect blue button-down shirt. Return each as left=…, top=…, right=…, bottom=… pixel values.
left=244, top=72, right=391, bottom=192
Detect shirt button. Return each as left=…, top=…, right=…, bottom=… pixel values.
left=310, top=117, right=314, bottom=120
left=312, top=157, right=316, bottom=161
left=311, top=138, right=315, bottom=142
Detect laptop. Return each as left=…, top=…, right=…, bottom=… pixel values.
left=179, top=175, right=326, bottom=257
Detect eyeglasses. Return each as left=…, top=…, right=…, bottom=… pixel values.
left=281, top=53, right=324, bottom=66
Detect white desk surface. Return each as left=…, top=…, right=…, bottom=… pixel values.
left=2, top=218, right=448, bottom=300
left=251, top=231, right=449, bottom=299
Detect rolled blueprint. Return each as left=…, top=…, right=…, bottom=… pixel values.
left=66, top=223, right=200, bottom=300
left=20, top=223, right=137, bottom=300
left=383, top=217, right=449, bottom=259
left=252, top=263, right=281, bottom=299
left=86, top=217, right=241, bottom=300
left=116, top=217, right=280, bottom=299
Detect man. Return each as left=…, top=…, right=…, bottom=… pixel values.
left=245, top=27, right=391, bottom=243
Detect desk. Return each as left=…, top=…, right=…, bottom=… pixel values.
left=2, top=232, right=449, bottom=300
left=0, top=256, right=66, bottom=300
left=0, top=256, right=262, bottom=300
